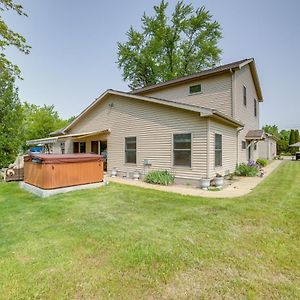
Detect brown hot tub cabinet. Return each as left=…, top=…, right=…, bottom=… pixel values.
left=24, top=154, right=104, bottom=189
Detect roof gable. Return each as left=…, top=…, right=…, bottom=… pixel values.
left=62, top=90, right=243, bottom=133
left=131, top=58, right=263, bottom=101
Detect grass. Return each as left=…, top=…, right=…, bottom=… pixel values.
left=0, top=161, right=299, bottom=299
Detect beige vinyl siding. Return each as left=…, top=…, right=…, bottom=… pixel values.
left=234, top=65, right=260, bottom=163
left=258, top=138, right=277, bottom=160
left=139, top=73, right=233, bottom=117
left=270, top=139, right=277, bottom=159
left=52, top=143, right=61, bottom=154
left=66, top=95, right=208, bottom=180
left=258, top=139, right=268, bottom=159
left=208, top=119, right=237, bottom=178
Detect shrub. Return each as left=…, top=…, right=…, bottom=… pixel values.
left=256, top=158, right=268, bottom=167
left=144, top=170, right=174, bottom=185
left=235, top=162, right=259, bottom=177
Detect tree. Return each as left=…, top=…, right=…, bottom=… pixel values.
left=262, top=125, right=280, bottom=139
left=295, top=129, right=300, bottom=142
left=0, top=0, right=30, bottom=76
left=0, top=68, right=24, bottom=167
left=279, top=129, right=290, bottom=142
left=289, top=129, right=299, bottom=155
left=277, top=139, right=289, bottom=154
left=289, top=129, right=295, bottom=145
left=117, top=0, right=222, bottom=89
left=21, top=102, right=70, bottom=148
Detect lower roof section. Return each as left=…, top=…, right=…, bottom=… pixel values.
left=26, top=129, right=110, bottom=146
left=245, top=130, right=265, bottom=140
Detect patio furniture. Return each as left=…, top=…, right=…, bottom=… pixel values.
left=5, top=168, right=24, bottom=182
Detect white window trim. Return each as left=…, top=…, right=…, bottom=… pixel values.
left=243, top=85, right=247, bottom=107
left=79, top=142, right=86, bottom=153
left=254, top=98, right=257, bottom=117
left=188, top=84, right=202, bottom=95
left=124, top=136, right=137, bottom=165
left=214, top=133, right=223, bottom=168
left=172, top=132, right=193, bottom=169
left=242, top=140, right=246, bottom=150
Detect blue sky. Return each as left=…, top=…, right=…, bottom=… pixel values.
left=3, top=0, right=300, bottom=130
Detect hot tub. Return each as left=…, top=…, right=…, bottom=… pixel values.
left=24, top=153, right=104, bottom=189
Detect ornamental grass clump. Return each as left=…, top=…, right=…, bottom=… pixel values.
left=256, top=158, right=268, bottom=167
left=144, top=170, right=174, bottom=185
left=235, top=161, right=259, bottom=177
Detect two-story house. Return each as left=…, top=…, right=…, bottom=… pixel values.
left=27, top=58, right=265, bottom=184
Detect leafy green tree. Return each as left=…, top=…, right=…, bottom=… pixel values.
left=289, top=129, right=295, bottom=145
left=288, top=129, right=300, bottom=155
left=117, top=0, right=222, bottom=89
left=262, top=125, right=280, bottom=139
left=65, top=115, right=76, bottom=126
left=279, top=129, right=290, bottom=142
left=0, top=0, right=30, bottom=76
left=294, top=129, right=299, bottom=142
left=0, top=68, right=24, bottom=167
left=277, top=139, right=289, bottom=154
left=22, top=102, right=70, bottom=146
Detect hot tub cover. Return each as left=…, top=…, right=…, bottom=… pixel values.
left=24, top=153, right=103, bottom=164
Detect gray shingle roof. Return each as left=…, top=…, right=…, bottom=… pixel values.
left=245, top=130, right=265, bottom=140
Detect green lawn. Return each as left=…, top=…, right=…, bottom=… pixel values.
left=0, top=161, right=299, bottom=299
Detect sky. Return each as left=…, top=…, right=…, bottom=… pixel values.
left=3, top=0, right=300, bottom=130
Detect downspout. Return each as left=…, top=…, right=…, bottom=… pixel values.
left=206, top=118, right=211, bottom=178
left=230, top=69, right=236, bottom=119
left=236, top=127, right=244, bottom=165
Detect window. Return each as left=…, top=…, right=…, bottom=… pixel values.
left=243, top=85, right=247, bottom=106
left=74, top=142, right=86, bottom=153
left=60, top=142, right=65, bottom=154
left=242, top=141, right=246, bottom=150
left=254, top=99, right=257, bottom=117
left=79, top=142, right=86, bottom=153
left=173, top=133, right=191, bottom=167
left=215, top=134, right=222, bottom=167
left=73, top=142, right=79, bottom=153
left=91, top=141, right=99, bottom=154
left=189, top=84, right=201, bottom=94
left=125, top=137, right=136, bottom=164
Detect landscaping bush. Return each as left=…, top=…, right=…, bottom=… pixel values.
left=235, top=162, right=259, bottom=177
left=144, top=170, right=174, bottom=185
left=256, top=158, right=268, bottom=167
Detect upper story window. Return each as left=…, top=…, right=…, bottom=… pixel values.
left=254, top=99, right=257, bottom=117
left=189, top=84, right=201, bottom=94
left=243, top=85, right=247, bottom=106
left=215, top=134, right=222, bottom=167
left=125, top=137, right=136, bottom=164
left=173, top=133, right=191, bottom=167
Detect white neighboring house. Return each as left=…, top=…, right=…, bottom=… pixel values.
left=27, top=58, right=275, bottom=184
left=258, top=133, right=278, bottom=160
